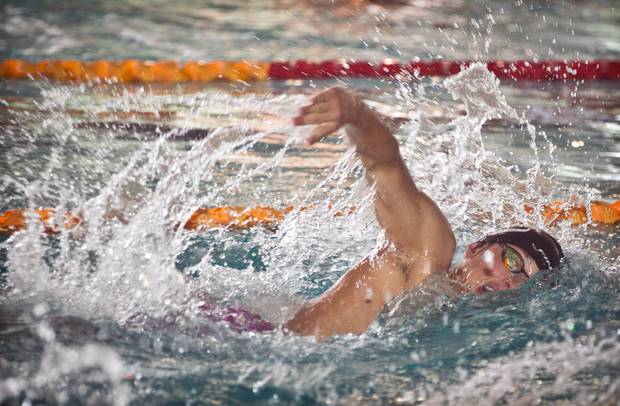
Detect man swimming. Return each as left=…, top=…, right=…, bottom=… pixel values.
left=19, top=86, right=563, bottom=342
left=283, top=87, right=563, bottom=340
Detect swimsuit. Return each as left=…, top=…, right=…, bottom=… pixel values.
left=124, top=296, right=274, bottom=335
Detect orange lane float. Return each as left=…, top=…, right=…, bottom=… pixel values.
left=523, top=199, right=620, bottom=226
left=0, top=200, right=618, bottom=237
left=0, top=206, right=290, bottom=236
left=184, top=206, right=293, bottom=230
left=0, top=59, right=270, bottom=83
left=0, top=208, right=82, bottom=236
left=1, top=59, right=619, bottom=83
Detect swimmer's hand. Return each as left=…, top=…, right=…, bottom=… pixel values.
left=293, top=87, right=363, bottom=145
left=293, top=87, right=399, bottom=168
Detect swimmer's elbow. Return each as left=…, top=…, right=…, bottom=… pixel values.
left=432, top=212, right=456, bottom=271
left=437, top=229, right=456, bottom=271
left=283, top=302, right=324, bottom=338
left=418, top=194, right=456, bottom=271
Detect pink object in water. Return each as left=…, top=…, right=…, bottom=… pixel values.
left=197, top=301, right=275, bottom=333
left=123, top=295, right=274, bottom=335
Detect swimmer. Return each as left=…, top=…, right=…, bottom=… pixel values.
left=9, top=87, right=564, bottom=341
left=285, top=87, right=564, bottom=340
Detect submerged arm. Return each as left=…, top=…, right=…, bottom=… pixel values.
left=285, top=88, right=455, bottom=340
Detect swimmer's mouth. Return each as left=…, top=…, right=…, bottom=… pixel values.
left=475, top=284, right=495, bottom=295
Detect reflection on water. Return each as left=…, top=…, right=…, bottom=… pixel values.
left=1, top=0, right=619, bottom=61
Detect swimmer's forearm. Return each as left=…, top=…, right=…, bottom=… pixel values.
left=346, top=103, right=401, bottom=171
left=352, top=105, right=455, bottom=270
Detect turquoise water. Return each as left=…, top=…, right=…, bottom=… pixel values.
left=1, top=1, right=620, bottom=405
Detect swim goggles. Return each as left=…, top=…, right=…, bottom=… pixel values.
left=501, top=245, right=527, bottom=278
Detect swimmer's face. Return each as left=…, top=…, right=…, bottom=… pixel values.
left=452, top=242, right=540, bottom=294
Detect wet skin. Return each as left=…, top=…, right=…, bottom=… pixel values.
left=451, top=242, right=541, bottom=295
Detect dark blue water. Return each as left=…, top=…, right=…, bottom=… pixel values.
left=1, top=246, right=618, bottom=404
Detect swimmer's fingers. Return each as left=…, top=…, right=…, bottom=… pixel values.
left=293, top=110, right=340, bottom=126
left=310, top=87, right=340, bottom=104
left=306, top=122, right=340, bottom=145
left=299, top=100, right=333, bottom=115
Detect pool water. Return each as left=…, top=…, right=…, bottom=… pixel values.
left=1, top=1, right=619, bottom=405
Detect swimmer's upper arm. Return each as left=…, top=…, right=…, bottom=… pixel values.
left=284, top=247, right=427, bottom=341
left=369, top=158, right=456, bottom=272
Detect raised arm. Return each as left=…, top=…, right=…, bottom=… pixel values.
left=284, top=87, right=455, bottom=340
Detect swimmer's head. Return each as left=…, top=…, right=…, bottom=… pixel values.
left=452, top=227, right=564, bottom=294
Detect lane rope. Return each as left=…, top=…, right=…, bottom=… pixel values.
left=1, top=59, right=619, bottom=83
left=1, top=199, right=618, bottom=236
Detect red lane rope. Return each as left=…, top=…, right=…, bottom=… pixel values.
left=268, top=60, right=620, bottom=81
left=1, top=59, right=619, bottom=82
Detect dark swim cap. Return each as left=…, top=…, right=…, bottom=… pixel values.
left=477, top=227, right=564, bottom=270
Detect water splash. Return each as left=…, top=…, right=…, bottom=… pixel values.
left=0, top=317, right=130, bottom=405
left=429, top=334, right=620, bottom=405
